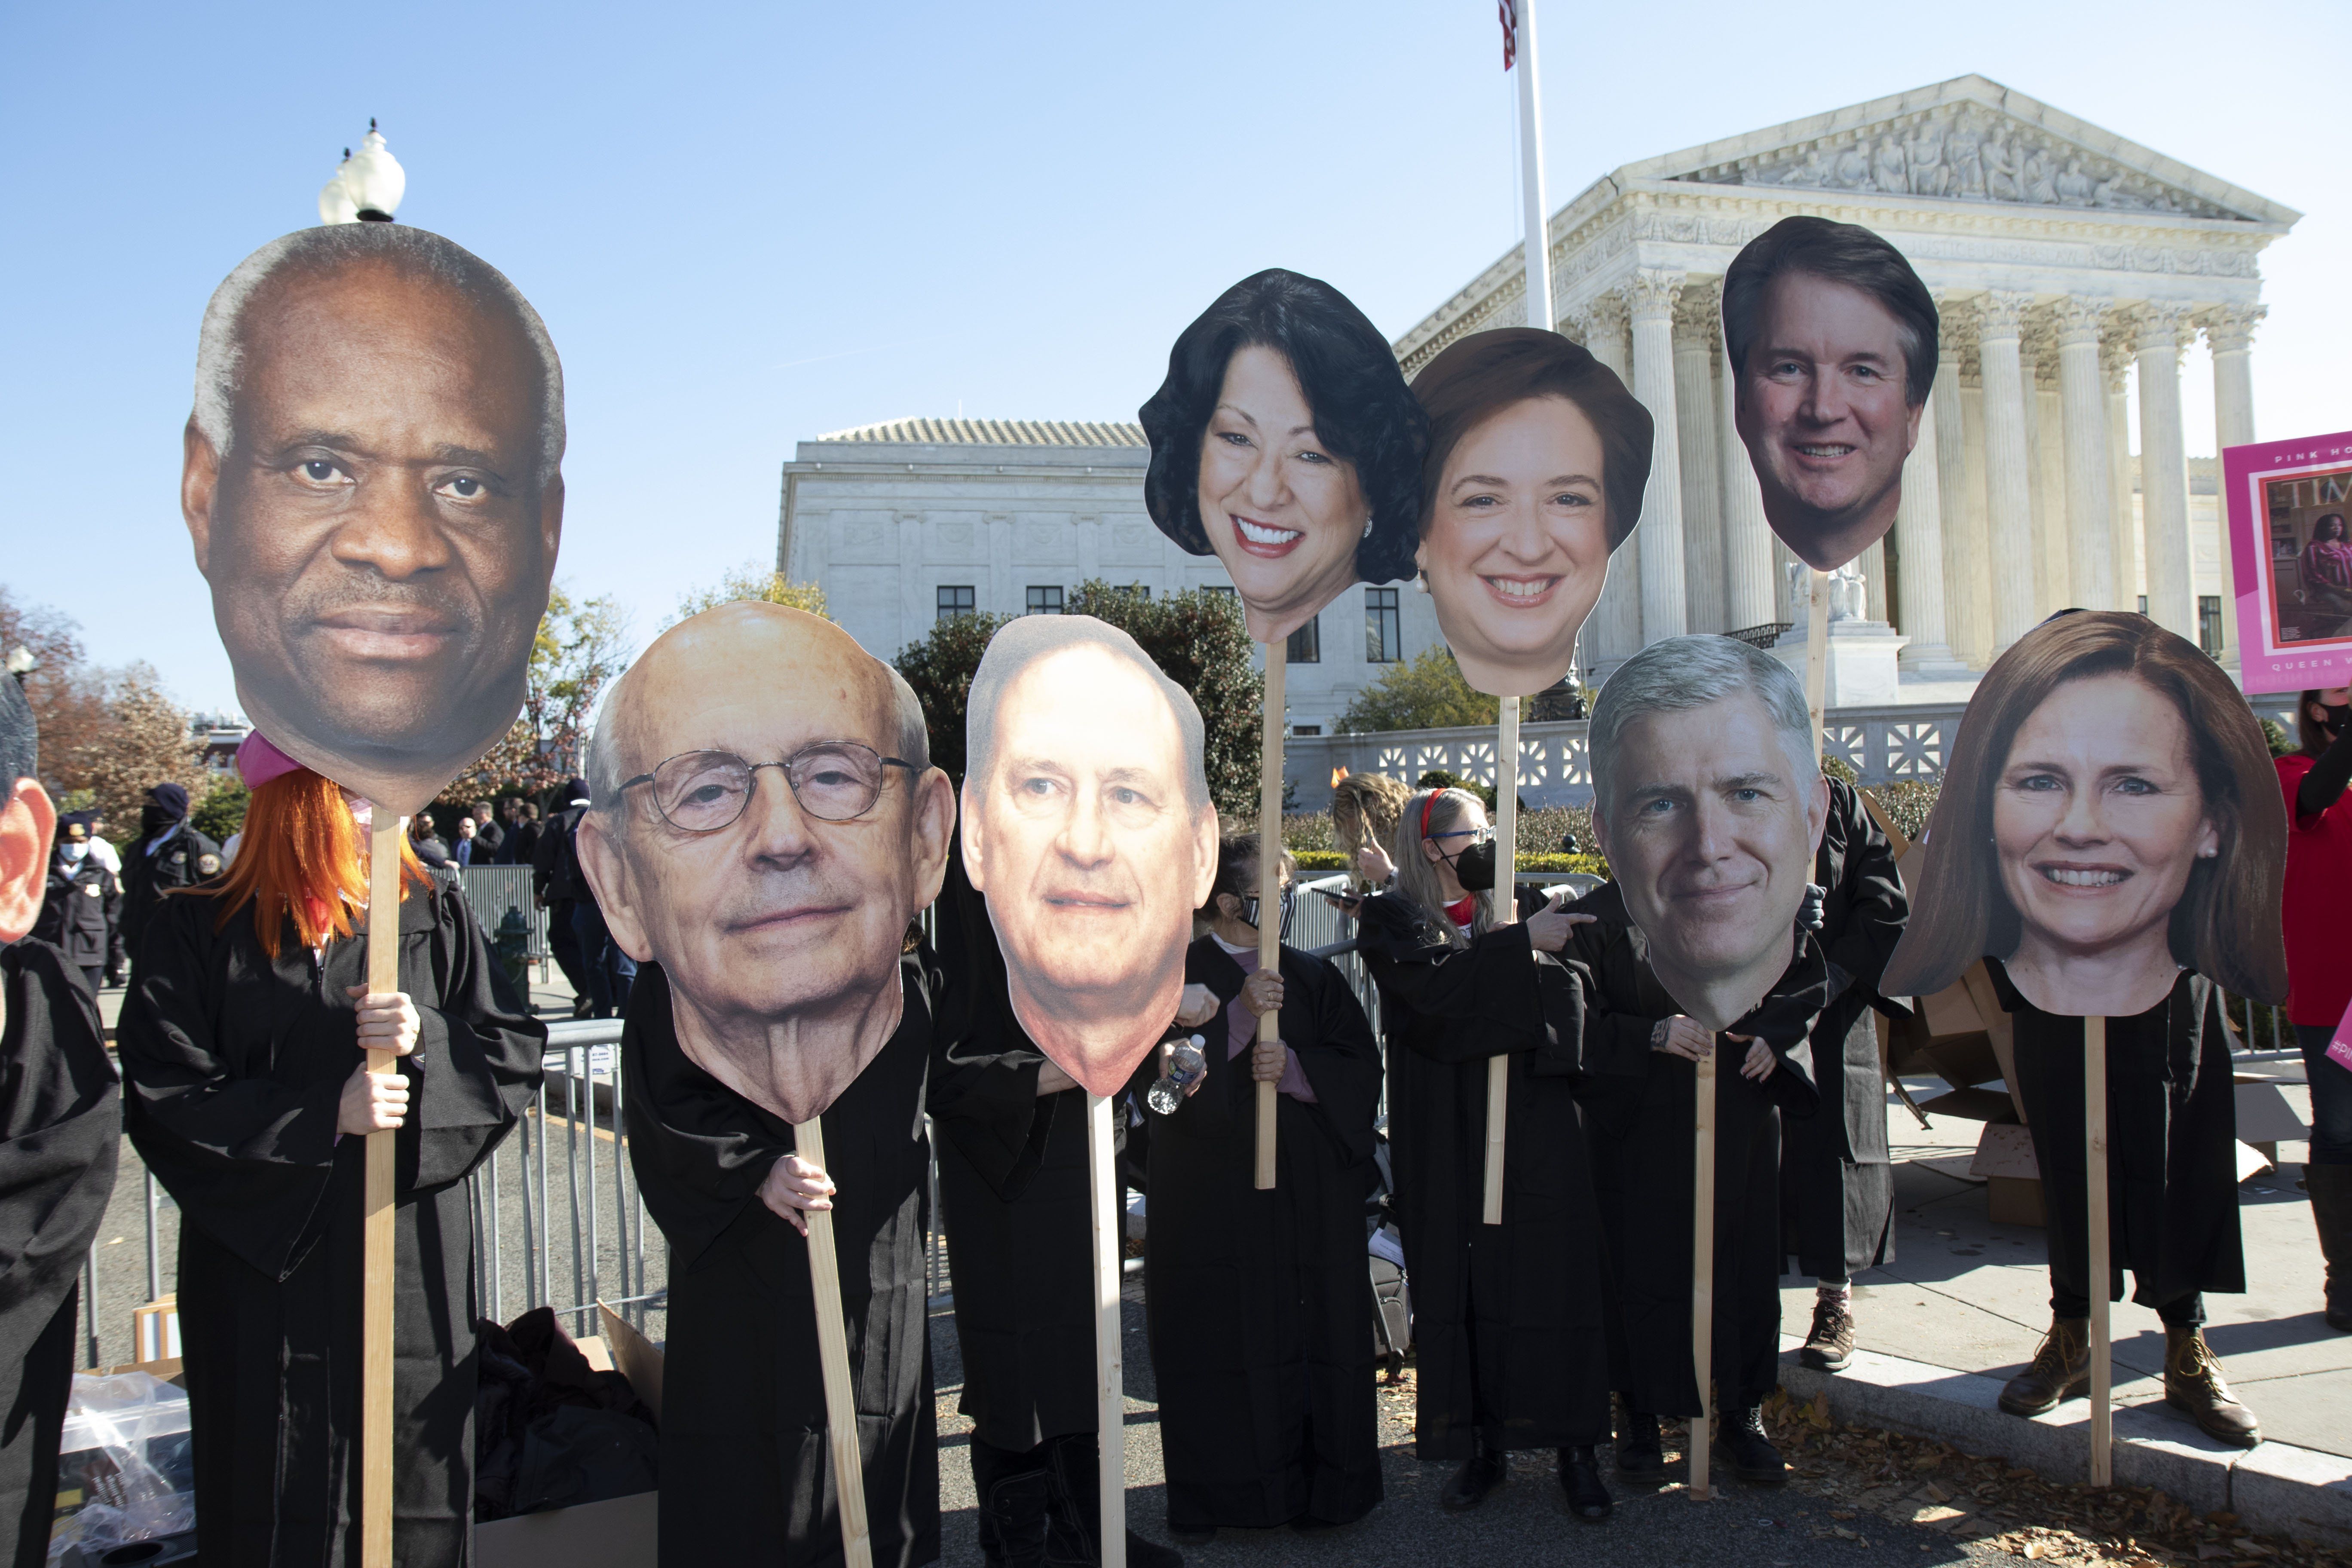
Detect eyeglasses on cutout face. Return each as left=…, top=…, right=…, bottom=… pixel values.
left=617, top=743, right=918, bottom=833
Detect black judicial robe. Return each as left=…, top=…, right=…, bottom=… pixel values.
left=1991, top=960, right=2244, bottom=1311
left=119, top=882, right=543, bottom=1568
left=1142, top=937, right=1384, bottom=1530
left=926, top=848, right=1097, bottom=1454
left=0, top=940, right=118, bottom=1568
left=623, top=959, right=937, bottom=1568
left=1781, top=779, right=1910, bottom=1280
left=1357, top=886, right=1614, bottom=1461
left=1568, top=885, right=1825, bottom=1415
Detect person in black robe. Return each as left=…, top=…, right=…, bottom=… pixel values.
left=1988, top=962, right=2260, bottom=1445
left=622, top=956, right=939, bottom=1567
left=1143, top=835, right=1383, bottom=1539
left=929, top=834, right=1182, bottom=1568
left=35, top=815, right=122, bottom=995
left=118, top=781, right=544, bottom=1566
left=118, top=782, right=220, bottom=973
left=1779, top=778, right=1908, bottom=1371
left=1352, top=786, right=1617, bottom=1521
left=0, top=683, right=123, bottom=1568
left=1567, top=880, right=1825, bottom=1488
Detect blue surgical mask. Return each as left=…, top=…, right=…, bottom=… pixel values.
left=60, top=842, right=89, bottom=863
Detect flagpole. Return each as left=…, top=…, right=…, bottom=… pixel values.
left=1512, top=0, right=1551, bottom=334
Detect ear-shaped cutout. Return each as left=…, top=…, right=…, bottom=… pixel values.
left=0, top=780, right=58, bottom=945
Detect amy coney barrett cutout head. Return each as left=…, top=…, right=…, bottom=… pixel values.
left=1141, top=269, right=1427, bottom=645
left=181, top=224, right=564, bottom=816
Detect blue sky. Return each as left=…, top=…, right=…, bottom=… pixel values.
left=6, top=0, right=2348, bottom=712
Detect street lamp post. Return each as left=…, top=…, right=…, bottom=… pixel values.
left=318, top=120, right=407, bottom=225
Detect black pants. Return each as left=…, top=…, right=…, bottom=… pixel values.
left=72, top=967, right=101, bottom=997
left=2050, top=1277, right=2205, bottom=1327
left=570, top=900, right=636, bottom=1020
left=546, top=898, right=589, bottom=999
left=971, top=1432, right=1104, bottom=1565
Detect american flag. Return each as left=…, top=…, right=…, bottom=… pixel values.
left=1500, top=0, right=1518, bottom=69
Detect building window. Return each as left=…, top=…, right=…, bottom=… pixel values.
left=2198, top=594, right=2224, bottom=656
left=937, top=585, right=976, bottom=622
left=1291, top=724, right=1322, bottom=736
left=2137, top=595, right=2149, bottom=616
left=1365, top=588, right=1401, bottom=663
left=1122, top=584, right=1151, bottom=600
left=1026, top=585, right=1064, bottom=615
left=1287, top=614, right=1321, bottom=664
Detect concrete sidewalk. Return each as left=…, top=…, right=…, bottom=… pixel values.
left=1783, top=1052, right=2351, bottom=1546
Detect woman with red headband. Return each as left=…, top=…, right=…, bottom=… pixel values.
left=118, top=733, right=545, bottom=1566
left=1351, top=785, right=1617, bottom=1522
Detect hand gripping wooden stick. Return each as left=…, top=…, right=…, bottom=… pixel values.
left=791, top=1115, right=874, bottom=1568
left=1255, top=639, right=1286, bottom=1191
left=2085, top=1016, right=2112, bottom=1488
left=360, top=818, right=402, bottom=1568
left=1690, top=1033, right=1718, bottom=1502
left=1087, top=1094, right=1127, bottom=1568
left=1482, top=697, right=1521, bottom=1227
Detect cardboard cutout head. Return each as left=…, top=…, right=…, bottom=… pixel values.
left=1410, top=329, right=1654, bottom=697
left=960, top=615, right=1220, bottom=1096
left=1589, top=636, right=1830, bottom=1030
left=0, top=675, right=57, bottom=949
left=1141, top=269, right=1427, bottom=644
left=181, top=225, right=565, bottom=816
left=578, top=603, right=956, bottom=1125
left=1725, top=216, right=1936, bottom=573
left=1882, top=612, right=2288, bottom=1017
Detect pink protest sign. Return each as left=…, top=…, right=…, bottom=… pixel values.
left=2222, top=431, right=2352, bottom=693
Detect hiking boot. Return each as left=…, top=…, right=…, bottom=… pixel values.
left=1614, top=1410, right=1664, bottom=1479
left=1998, top=1317, right=2090, bottom=1416
left=2309, top=1164, right=2352, bottom=1332
left=1801, top=1295, right=1856, bottom=1371
left=1558, top=1446, right=1612, bottom=1522
left=1717, top=1404, right=1785, bottom=1485
left=2164, top=1325, right=2260, bottom=1448
left=977, top=1467, right=1050, bottom=1568
left=1439, top=1436, right=1507, bottom=1512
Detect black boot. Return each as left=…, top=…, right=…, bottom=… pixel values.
left=1614, top=1409, right=1664, bottom=1480
left=1439, top=1434, right=1508, bottom=1512
left=1558, top=1445, right=1612, bottom=1522
left=1717, top=1404, right=1785, bottom=1485
left=1038, top=1433, right=1187, bottom=1567
left=2309, top=1164, right=2352, bottom=1332
left=978, top=1467, right=1052, bottom=1568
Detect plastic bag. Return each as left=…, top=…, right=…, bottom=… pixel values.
left=48, top=1372, right=196, bottom=1562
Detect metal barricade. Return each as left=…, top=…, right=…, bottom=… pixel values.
left=454, top=866, right=550, bottom=963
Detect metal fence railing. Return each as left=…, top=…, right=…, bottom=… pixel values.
left=453, top=866, right=551, bottom=962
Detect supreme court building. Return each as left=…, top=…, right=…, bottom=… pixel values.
left=781, top=74, right=2296, bottom=712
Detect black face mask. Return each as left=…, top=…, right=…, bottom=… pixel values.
left=1238, top=885, right=1296, bottom=942
left=2324, top=702, right=2352, bottom=738
left=1451, top=839, right=1498, bottom=891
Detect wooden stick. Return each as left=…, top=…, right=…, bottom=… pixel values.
left=1482, top=695, right=1521, bottom=1227
left=792, top=1115, right=874, bottom=1568
left=1255, top=638, right=1286, bottom=1192
left=1805, top=569, right=1831, bottom=759
left=1087, top=1093, right=1126, bottom=1568
left=2085, top=1015, right=2112, bottom=1489
left=1690, top=1032, right=1718, bottom=1502
left=359, top=818, right=402, bottom=1568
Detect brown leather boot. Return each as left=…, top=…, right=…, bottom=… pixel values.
left=2308, top=1164, right=2352, bottom=1332
left=1998, top=1317, right=2090, bottom=1416
left=2163, top=1325, right=2260, bottom=1448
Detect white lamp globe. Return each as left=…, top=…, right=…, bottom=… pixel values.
left=345, top=123, right=406, bottom=220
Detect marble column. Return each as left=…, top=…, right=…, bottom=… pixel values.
left=2037, top=371, right=2071, bottom=612
left=1629, top=268, right=1688, bottom=643
left=2054, top=299, right=2116, bottom=612
left=1896, top=377, right=1958, bottom=670
left=1574, top=290, right=1641, bottom=671
left=1862, top=538, right=1889, bottom=623
left=2205, top=303, right=2263, bottom=662
left=1717, top=305, right=1776, bottom=633
left=2018, top=341, right=2049, bottom=616
left=1673, top=287, right=1726, bottom=634
left=2135, top=304, right=2197, bottom=637
left=1932, top=353, right=1986, bottom=668
left=2103, top=324, right=2139, bottom=609
left=1976, top=292, right=2039, bottom=652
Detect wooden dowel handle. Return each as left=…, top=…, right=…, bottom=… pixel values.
left=1087, top=1095, right=1127, bottom=1568
left=2085, top=1016, right=2112, bottom=1489
left=1690, top=1036, right=1718, bottom=1502
left=793, top=1115, right=873, bottom=1568
left=1255, top=640, right=1286, bottom=1191
left=359, top=818, right=403, bottom=1568
left=1482, top=698, right=1521, bottom=1227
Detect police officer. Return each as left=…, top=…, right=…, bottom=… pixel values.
left=118, top=783, right=221, bottom=973
left=35, top=816, right=122, bottom=995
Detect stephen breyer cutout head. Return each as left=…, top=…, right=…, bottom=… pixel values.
left=1588, top=636, right=1831, bottom=1031
left=578, top=603, right=956, bottom=1125
left=181, top=224, right=565, bottom=815
left=960, top=614, right=1220, bottom=1096
left=1141, top=268, right=1427, bottom=644
left=1410, top=328, right=1653, bottom=697
left=1724, top=215, right=1936, bottom=573
left=1882, top=612, right=2287, bottom=1017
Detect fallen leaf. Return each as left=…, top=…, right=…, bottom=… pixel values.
left=2025, top=1544, right=2046, bottom=1561
left=1831, top=1509, right=1857, bottom=1520
left=1926, top=1481, right=1954, bottom=1504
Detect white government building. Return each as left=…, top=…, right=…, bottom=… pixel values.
left=779, top=74, right=2296, bottom=736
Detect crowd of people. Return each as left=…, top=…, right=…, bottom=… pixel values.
left=0, top=654, right=2345, bottom=1567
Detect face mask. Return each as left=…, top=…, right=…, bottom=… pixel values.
left=1238, top=885, right=1296, bottom=941
left=1452, top=839, right=1498, bottom=891
left=60, top=842, right=88, bottom=863
left=2324, top=701, right=2351, bottom=738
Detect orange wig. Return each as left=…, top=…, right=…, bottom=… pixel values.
left=202, top=767, right=430, bottom=958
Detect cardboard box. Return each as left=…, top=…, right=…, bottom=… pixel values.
left=474, top=1304, right=665, bottom=1568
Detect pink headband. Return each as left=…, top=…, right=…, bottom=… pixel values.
left=236, top=730, right=305, bottom=790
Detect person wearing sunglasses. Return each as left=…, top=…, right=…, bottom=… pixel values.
left=1350, top=784, right=1619, bottom=1522
left=577, top=602, right=956, bottom=1568
left=1142, top=832, right=1384, bottom=1542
